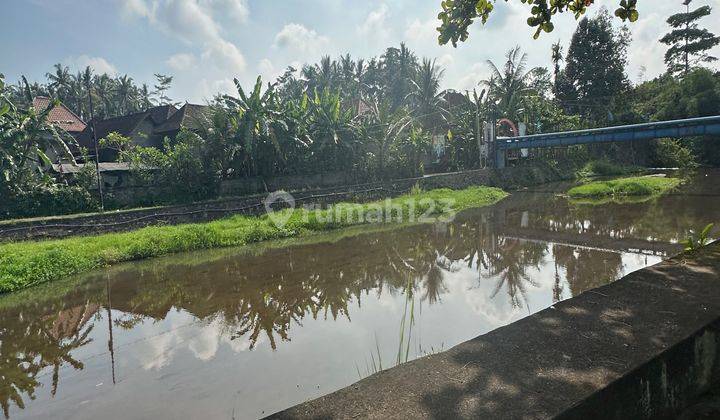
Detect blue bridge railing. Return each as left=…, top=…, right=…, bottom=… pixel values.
left=494, top=115, right=720, bottom=168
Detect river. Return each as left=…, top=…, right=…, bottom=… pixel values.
left=1, top=170, right=718, bottom=419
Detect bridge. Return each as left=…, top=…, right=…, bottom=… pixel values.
left=494, top=115, right=720, bottom=168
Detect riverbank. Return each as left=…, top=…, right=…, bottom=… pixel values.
left=568, top=175, right=681, bottom=199
left=0, top=186, right=507, bottom=293
left=0, top=160, right=634, bottom=242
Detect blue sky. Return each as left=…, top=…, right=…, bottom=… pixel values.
left=2, top=0, right=719, bottom=103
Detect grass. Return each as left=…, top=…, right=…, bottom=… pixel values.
left=0, top=186, right=507, bottom=294
left=567, top=175, right=681, bottom=199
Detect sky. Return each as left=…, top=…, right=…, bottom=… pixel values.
left=2, top=0, right=720, bottom=104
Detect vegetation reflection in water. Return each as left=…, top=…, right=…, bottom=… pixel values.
left=0, top=173, right=718, bottom=419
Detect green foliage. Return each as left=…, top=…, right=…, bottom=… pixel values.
left=568, top=176, right=681, bottom=199
left=634, top=68, right=720, bottom=166
left=0, top=186, right=508, bottom=293
left=122, top=130, right=221, bottom=202
left=683, top=223, right=714, bottom=251
left=556, top=10, right=631, bottom=126
left=576, top=159, right=641, bottom=178
left=660, top=0, right=720, bottom=75
left=437, top=0, right=638, bottom=44
left=0, top=184, right=98, bottom=219
left=652, top=139, right=698, bottom=169
left=483, top=46, right=540, bottom=122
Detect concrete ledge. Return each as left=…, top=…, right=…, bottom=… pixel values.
left=269, top=243, right=720, bottom=419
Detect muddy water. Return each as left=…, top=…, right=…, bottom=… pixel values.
left=1, top=171, right=718, bottom=420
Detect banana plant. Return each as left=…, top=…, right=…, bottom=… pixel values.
left=224, top=76, right=290, bottom=176
left=0, top=76, right=77, bottom=189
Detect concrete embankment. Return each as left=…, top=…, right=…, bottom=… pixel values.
left=269, top=243, right=720, bottom=419
left=0, top=165, right=569, bottom=241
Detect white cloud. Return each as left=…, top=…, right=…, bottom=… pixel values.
left=198, top=77, right=236, bottom=98
left=63, top=55, right=118, bottom=76
left=404, top=17, right=437, bottom=44
left=358, top=4, right=391, bottom=45
left=201, top=38, right=246, bottom=72
left=201, top=0, right=248, bottom=23
left=457, top=62, right=489, bottom=91
left=258, top=58, right=274, bottom=74
left=274, top=23, right=330, bottom=57
left=435, top=53, right=454, bottom=69
left=121, top=0, right=154, bottom=19
left=166, top=53, right=197, bottom=70
left=122, top=0, right=246, bottom=73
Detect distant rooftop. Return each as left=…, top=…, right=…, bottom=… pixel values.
left=32, top=96, right=87, bottom=133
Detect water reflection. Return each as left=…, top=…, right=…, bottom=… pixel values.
left=0, top=171, right=717, bottom=419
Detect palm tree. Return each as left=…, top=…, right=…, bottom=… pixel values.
left=407, top=58, right=448, bottom=130
left=381, top=43, right=418, bottom=110
left=482, top=46, right=539, bottom=122
left=69, top=71, right=86, bottom=119
left=93, top=74, right=114, bottom=117
left=46, top=63, right=72, bottom=103
left=114, top=75, right=135, bottom=115
left=551, top=41, right=564, bottom=94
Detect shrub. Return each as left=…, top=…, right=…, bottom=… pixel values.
left=0, top=184, right=99, bottom=219
left=652, top=139, right=698, bottom=169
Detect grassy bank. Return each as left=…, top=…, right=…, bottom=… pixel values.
left=568, top=176, right=681, bottom=199
left=0, top=186, right=507, bottom=293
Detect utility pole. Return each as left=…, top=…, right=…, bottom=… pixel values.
left=85, top=74, right=104, bottom=212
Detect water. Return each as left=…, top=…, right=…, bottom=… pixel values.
left=1, top=171, right=718, bottom=419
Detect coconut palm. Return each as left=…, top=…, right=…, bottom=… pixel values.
left=482, top=46, right=539, bottom=121
left=46, top=63, right=72, bottom=103
left=93, top=74, right=114, bottom=117
left=407, top=58, right=448, bottom=130
left=114, top=75, right=135, bottom=115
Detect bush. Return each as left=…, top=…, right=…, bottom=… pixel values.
left=0, top=184, right=99, bottom=219
left=651, top=139, right=698, bottom=169
left=576, top=159, right=640, bottom=178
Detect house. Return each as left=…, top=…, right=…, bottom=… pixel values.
left=32, top=97, right=87, bottom=162
left=32, top=96, right=87, bottom=135
left=76, top=103, right=211, bottom=162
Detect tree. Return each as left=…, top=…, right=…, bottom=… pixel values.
left=660, top=0, right=720, bottom=76
left=114, top=74, right=135, bottom=115
left=551, top=40, right=563, bottom=95
left=0, top=76, right=77, bottom=190
left=224, top=76, right=290, bottom=176
left=46, top=63, right=72, bottom=103
left=153, top=73, right=176, bottom=106
left=307, top=88, right=357, bottom=173
left=482, top=46, right=539, bottom=122
left=556, top=10, right=631, bottom=125
left=407, top=58, right=448, bottom=130
left=437, top=0, right=639, bottom=45
left=380, top=44, right=419, bottom=110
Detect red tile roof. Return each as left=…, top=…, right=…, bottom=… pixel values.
left=32, top=97, right=87, bottom=133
